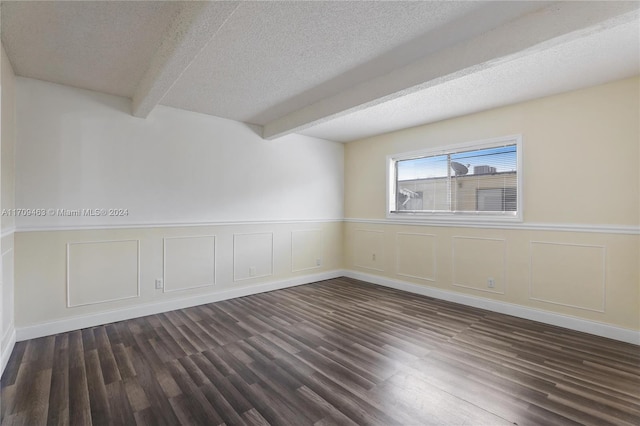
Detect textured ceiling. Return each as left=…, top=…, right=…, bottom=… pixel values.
left=1, top=1, right=638, bottom=142
left=160, top=1, right=547, bottom=124
left=1, top=1, right=183, bottom=98
left=300, top=20, right=640, bottom=142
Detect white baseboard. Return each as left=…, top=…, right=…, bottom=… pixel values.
left=16, top=270, right=344, bottom=341
left=1, top=325, right=17, bottom=376
left=343, top=270, right=640, bottom=345
left=14, top=269, right=639, bottom=346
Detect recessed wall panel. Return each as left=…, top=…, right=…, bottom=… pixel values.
left=354, top=229, right=385, bottom=271
left=396, top=233, right=436, bottom=281
left=530, top=242, right=606, bottom=312
left=163, top=236, right=215, bottom=292
left=67, top=240, right=140, bottom=307
left=452, top=236, right=506, bottom=294
left=233, top=233, right=273, bottom=281
left=291, top=229, right=322, bottom=272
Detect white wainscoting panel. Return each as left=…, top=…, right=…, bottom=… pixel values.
left=291, top=229, right=323, bottom=272
left=2, top=248, right=13, bottom=342
left=0, top=268, right=3, bottom=368
left=67, top=240, right=140, bottom=307
left=17, top=270, right=344, bottom=342
left=1, top=328, right=15, bottom=377
left=530, top=241, right=606, bottom=312
left=396, top=233, right=436, bottom=281
left=233, top=232, right=274, bottom=281
left=163, top=235, right=216, bottom=293
left=354, top=229, right=385, bottom=272
left=452, top=236, right=506, bottom=294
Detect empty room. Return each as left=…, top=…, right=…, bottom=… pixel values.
left=0, top=1, right=639, bottom=425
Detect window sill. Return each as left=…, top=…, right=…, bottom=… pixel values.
left=386, top=212, right=523, bottom=226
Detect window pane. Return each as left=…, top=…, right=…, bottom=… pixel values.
left=392, top=142, right=518, bottom=215
left=397, top=155, right=448, bottom=180
left=451, top=145, right=517, bottom=212
left=397, top=155, right=449, bottom=211
left=450, top=145, right=517, bottom=175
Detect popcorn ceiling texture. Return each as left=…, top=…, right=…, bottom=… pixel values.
left=1, top=1, right=638, bottom=142
left=1, top=1, right=182, bottom=98
left=300, top=21, right=640, bottom=142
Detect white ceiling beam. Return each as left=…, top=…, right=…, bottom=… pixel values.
left=262, top=1, right=640, bottom=140
left=132, top=1, right=240, bottom=118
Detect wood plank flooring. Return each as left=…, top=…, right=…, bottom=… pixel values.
left=2, top=277, right=639, bottom=425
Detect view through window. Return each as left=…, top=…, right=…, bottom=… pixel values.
left=389, top=137, right=520, bottom=219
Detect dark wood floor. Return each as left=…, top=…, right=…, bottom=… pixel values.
left=2, top=277, right=639, bottom=425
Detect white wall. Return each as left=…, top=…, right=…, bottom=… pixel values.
left=13, top=78, right=344, bottom=339
left=16, top=78, right=344, bottom=229
left=1, top=43, right=17, bottom=374
left=1, top=55, right=15, bottom=233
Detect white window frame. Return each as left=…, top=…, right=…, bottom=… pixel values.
left=386, top=135, right=523, bottom=223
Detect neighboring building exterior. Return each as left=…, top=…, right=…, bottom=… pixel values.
left=397, top=171, right=517, bottom=212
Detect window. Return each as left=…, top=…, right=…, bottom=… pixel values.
left=387, top=135, right=522, bottom=221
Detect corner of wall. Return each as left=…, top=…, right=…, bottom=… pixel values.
left=1, top=42, right=18, bottom=376
left=1, top=324, right=16, bottom=376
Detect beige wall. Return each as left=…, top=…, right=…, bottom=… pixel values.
left=345, top=223, right=638, bottom=330
left=347, top=77, right=639, bottom=225
left=344, top=77, right=640, bottom=332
